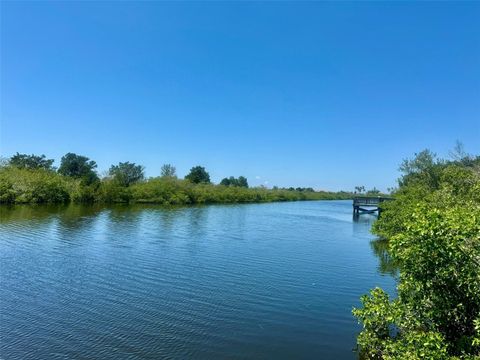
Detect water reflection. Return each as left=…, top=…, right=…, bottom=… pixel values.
left=352, top=215, right=399, bottom=360
left=0, top=204, right=104, bottom=224
left=54, top=205, right=105, bottom=241
left=185, top=206, right=210, bottom=238
left=352, top=212, right=399, bottom=277
left=0, top=204, right=68, bottom=223
left=352, top=212, right=378, bottom=224
left=369, top=238, right=399, bottom=277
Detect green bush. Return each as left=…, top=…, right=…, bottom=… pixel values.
left=0, top=174, right=16, bottom=203
left=0, top=162, right=353, bottom=205
left=354, top=152, right=480, bottom=359
left=0, top=167, right=70, bottom=204
left=97, top=180, right=132, bottom=203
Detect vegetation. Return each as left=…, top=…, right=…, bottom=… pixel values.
left=160, top=164, right=177, bottom=178
left=0, top=152, right=352, bottom=205
left=366, top=187, right=381, bottom=195
left=354, top=185, right=383, bottom=196
left=58, top=153, right=99, bottom=184
left=185, top=166, right=210, bottom=184
left=9, top=152, right=55, bottom=170
left=355, top=186, right=366, bottom=194
left=0, top=166, right=70, bottom=204
left=353, top=147, right=480, bottom=359
left=220, top=176, right=248, bottom=188
left=109, top=162, right=144, bottom=187
left=281, top=186, right=315, bottom=192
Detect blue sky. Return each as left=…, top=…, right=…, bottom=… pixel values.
left=1, top=2, right=479, bottom=191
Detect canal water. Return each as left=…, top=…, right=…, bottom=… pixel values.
left=0, top=200, right=395, bottom=359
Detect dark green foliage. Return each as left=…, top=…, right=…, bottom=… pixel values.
left=9, top=152, right=55, bottom=171
left=185, top=166, right=210, bottom=184
left=109, top=162, right=144, bottom=187
left=296, top=187, right=314, bottom=192
left=220, top=177, right=231, bottom=186
left=237, top=176, right=248, bottom=188
left=58, top=153, right=98, bottom=184
left=220, top=176, right=248, bottom=188
left=354, top=149, right=480, bottom=359
left=286, top=186, right=315, bottom=192
left=160, top=164, right=177, bottom=178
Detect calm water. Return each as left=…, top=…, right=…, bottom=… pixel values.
left=0, top=201, right=395, bottom=359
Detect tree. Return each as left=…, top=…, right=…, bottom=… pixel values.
left=355, top=186, right=365, bottom=194
left=58, top=153, right=98, bottom=184
left=220, top=177, right=231, bottom=186
left=387, top=187, right=396, bottom=194
left=237, top=176, right=248, bottom=188
left=185, top=166, right=210, bottom=184
left=0, top=157, right=8, bottom=167
left=449, top=141, right=480, bottom=168
left=220, top=176, right=248, bottom=188
left=109, top=162, right=144, bottom=187
left=160, top=164, right=177, bottom=178
left=399, top=149, right=437, bottom=176
left=9, top=152, right=54, bottom=170
left=398, top=149, right=442, bottom=188
left=366, top=187, right=381, bottom=195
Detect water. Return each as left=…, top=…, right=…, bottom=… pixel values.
left=0, top=200, right=395, bottom=359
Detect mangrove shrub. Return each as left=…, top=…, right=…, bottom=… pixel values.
left=354, top=150, right=480, bottom=359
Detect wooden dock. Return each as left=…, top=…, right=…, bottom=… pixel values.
left=353, top=196, right=393, bottom=215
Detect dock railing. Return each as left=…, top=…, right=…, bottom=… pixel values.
left=353, top=196, right=393, bottom=206
left=353, top=196, right=394, bottom=215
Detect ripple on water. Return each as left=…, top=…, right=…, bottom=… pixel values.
left=0, top=201, right=395, bottom=360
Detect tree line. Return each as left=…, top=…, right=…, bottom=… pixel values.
left=0, top=152, right=353, bottom=204
left=353, top=144, right=480, bottom=359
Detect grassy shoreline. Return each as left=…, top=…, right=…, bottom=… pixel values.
left=0, top=166, right=352, bottom=205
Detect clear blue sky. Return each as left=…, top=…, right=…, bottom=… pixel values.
left=1, top=2, right=479, bottom=191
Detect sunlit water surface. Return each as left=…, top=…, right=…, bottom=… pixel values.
left=0, top=201, right=395, bottom=359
